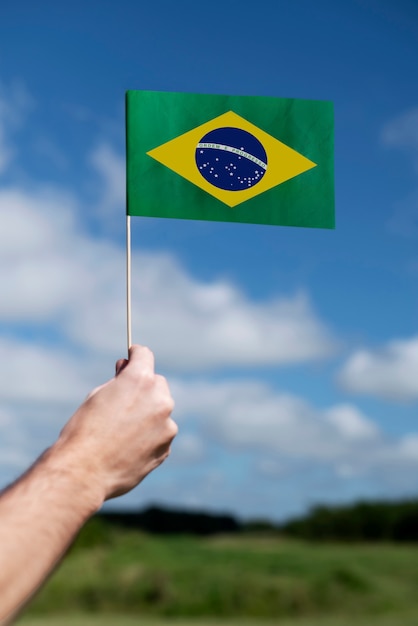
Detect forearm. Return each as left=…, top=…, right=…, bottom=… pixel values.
left=0, top=344, right=176, bottom=623
left=0, top=442, right=104, bottom=624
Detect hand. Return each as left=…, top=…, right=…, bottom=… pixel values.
left=55, top=344, right=177, bottom=502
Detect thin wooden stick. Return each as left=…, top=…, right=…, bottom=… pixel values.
left=126, top=214, right=132, bottom=353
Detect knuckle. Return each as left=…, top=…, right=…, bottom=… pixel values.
left=155, top=373, right=168, bottom=387
left=154, top=376, right=175, bottom=413
left=165, top=395, right=175, bottom=414
left=141, top=345, right=154, bottom=360
left=159, top=396, right=175, bottom=419
left=140, top=369, right=155, bottom=388
left=167, top=418, right=178, bottom=439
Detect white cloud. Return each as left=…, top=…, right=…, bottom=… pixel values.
left=338, top=336, right=418, bottom=401
left=89, top=143, right=125, bottom=218
left=170, top=433, right=206, bottom=465
left=0, top=184, right=335, bottom=372
left=382, top=110, right=418, bottom=236
left=386, top=189, right=418, bottom=238
left=0, top=334, right=415, bottom=510
left=72, top=252, right=336, bottom=371
left=0, top=338, right=96, bottom=404
left=382, top=108, right=418, bottom=162
left=397, top=434, right=418, bottom=461
left=172, top=379, right=379, bottom=460
left=171, top=377, right=418, bottom=483
left=0, top=405, right=43, bottom=485
left=0, top=187, right=84, bottom=320
left=325, top=404, right=379, bottom=439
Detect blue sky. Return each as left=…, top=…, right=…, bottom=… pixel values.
left=0, top=0, right=418, bottom=521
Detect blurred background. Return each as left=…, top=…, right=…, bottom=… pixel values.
left=1, top=0, right=418, bottom=624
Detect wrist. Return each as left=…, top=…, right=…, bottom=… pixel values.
left=42, top=440, right=105, bottom=517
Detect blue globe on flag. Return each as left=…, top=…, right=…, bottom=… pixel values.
left=195, top=127, right=268, bottom=191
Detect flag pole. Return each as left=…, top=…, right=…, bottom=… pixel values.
left=126, top=214, right=132, bottom=353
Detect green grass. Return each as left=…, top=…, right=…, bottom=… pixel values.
left=17, top=524, right=418, bottom=621
left=18, top=614, right=418, bottom=626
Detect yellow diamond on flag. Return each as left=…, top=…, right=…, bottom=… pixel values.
left=147, top=111, right=317, bottom=208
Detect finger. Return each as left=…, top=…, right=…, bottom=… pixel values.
left=127, top=344, right=155, bottom=373
left=115, top=358, right=128, bottom=376
left=154, top=374, right=172, bottom=397
left=154, top=375, right=175, bottom=413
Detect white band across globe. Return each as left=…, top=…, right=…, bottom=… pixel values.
left=196, top=142, right=267, bottom=170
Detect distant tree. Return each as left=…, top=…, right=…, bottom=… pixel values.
left=281, top=499, right=418, bottom=542
left=99, top=505, right=240, bottom=536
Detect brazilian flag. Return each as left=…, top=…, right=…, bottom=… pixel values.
left=126, top=90, right=334, bottom=229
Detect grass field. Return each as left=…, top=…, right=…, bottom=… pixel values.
left=16, top=523, right=418, bottom=623
left=18, top=614, right=418, bottom=626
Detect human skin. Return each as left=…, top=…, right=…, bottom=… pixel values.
left=0, top=344, right=177, bottom=624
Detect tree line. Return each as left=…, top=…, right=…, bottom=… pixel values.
left=281, top=500, right=418, bottom=542
left=90, top=499, right=418, bottom=542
